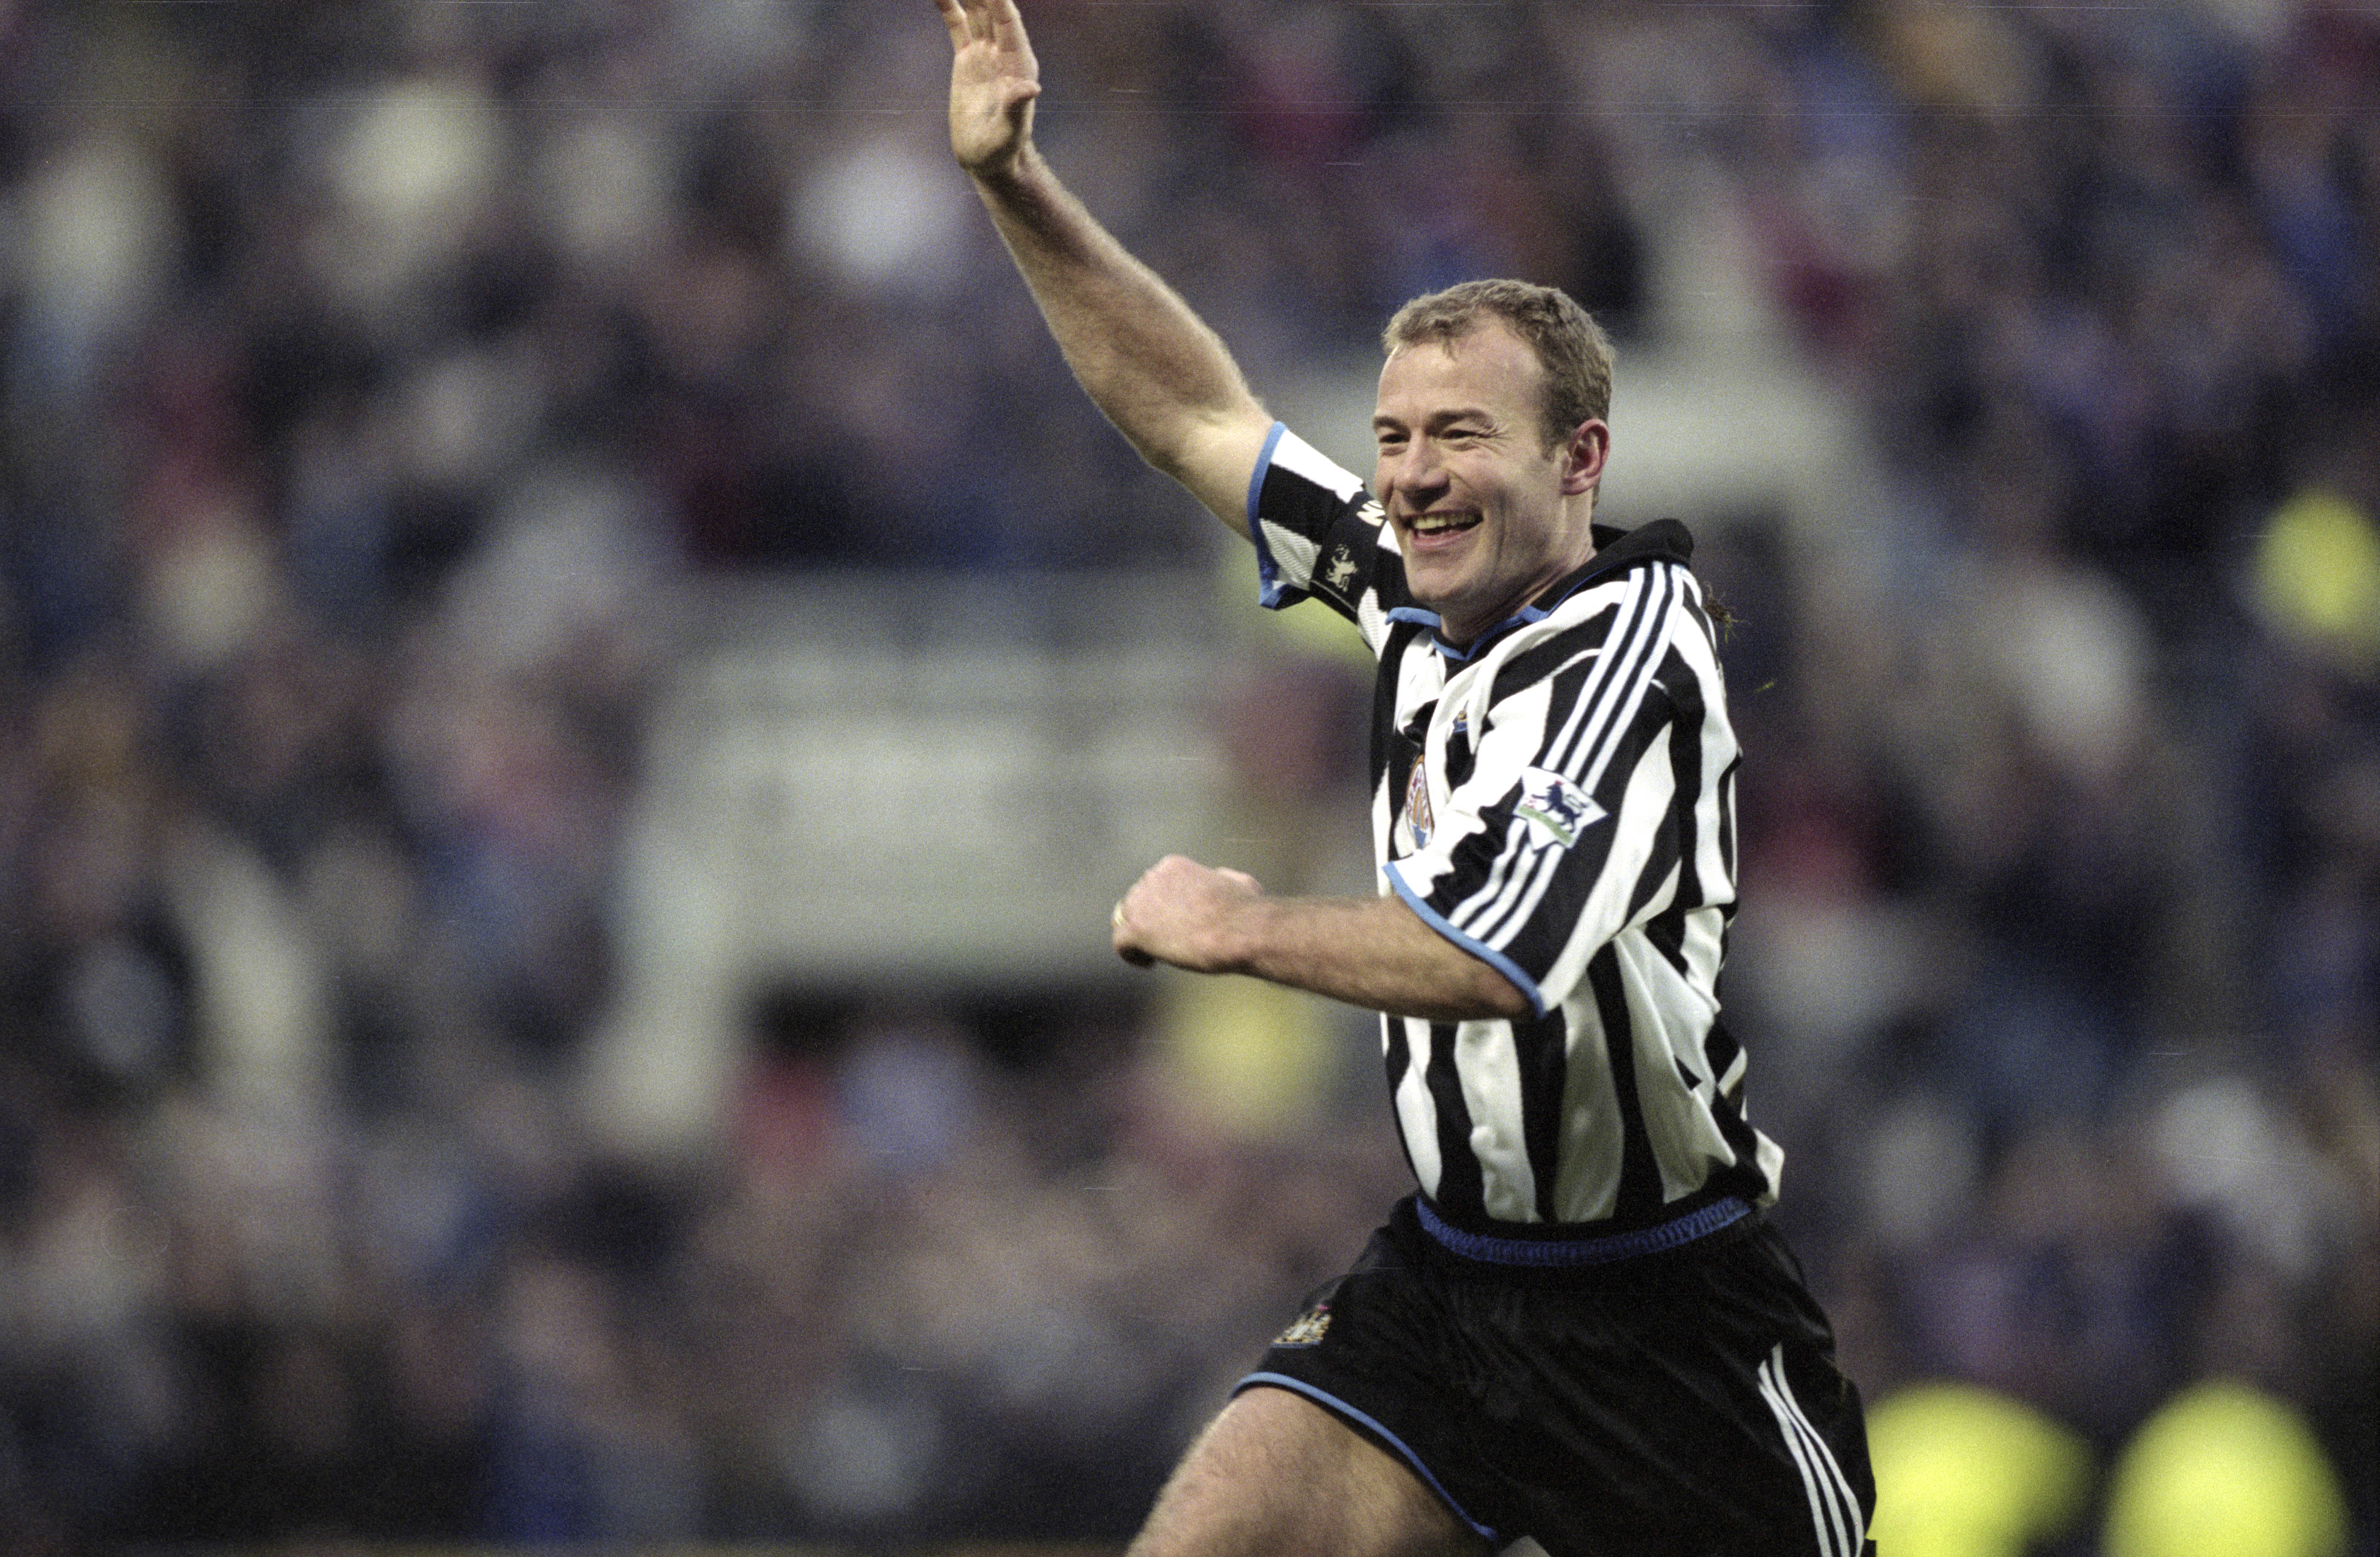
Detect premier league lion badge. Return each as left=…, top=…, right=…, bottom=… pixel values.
left=1515, top=766, right=1605, bottom=849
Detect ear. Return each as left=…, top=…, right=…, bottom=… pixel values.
left=1558, top=419, right=1611, bottom=497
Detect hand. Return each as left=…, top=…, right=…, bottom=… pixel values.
left=935, top=0, right=1041, bottom=180
left=1111, top=855, right=1263, bottom=972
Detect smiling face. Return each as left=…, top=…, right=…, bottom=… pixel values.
left=1372, top=318, right=1609, bottom=646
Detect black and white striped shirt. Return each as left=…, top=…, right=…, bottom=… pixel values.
left=1246, top=423, right=1784, bottom=1240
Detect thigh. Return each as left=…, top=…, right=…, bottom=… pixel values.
left=1490, top=1225, right=1876, bottom=1557
left=1127, top=1385, right=1491, bottom=1557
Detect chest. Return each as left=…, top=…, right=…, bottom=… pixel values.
left=1379, top=646, right=1490, bottom=857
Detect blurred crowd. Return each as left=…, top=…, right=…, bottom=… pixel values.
left=0, top=0, right=2373, bottom=1551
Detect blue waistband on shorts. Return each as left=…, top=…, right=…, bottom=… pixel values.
left=1415, top=1195, right=1752, bottom=1266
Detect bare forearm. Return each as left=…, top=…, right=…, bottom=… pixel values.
left=1113, top=857, right=1531, bottom=1023
left=970, top=149, right=1265, bottom=515
left=941, top=0, right=1265, bottom=524
left=1233, top=894, right=1531, bottom=1023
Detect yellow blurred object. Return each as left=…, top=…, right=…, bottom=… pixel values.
left=2253, top=488, right=2380, bottom=674
left=1865, top=1381, right=2093, bottom=1557
left=2103, top=1379, right=2350, bottom=1557
left=1217, top=549, right=1377, bottom=671
left=1160, top=973, right=1338, bottom=1141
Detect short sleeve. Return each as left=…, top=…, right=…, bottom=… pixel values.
left=1247, top=424, right=1406, bottom=647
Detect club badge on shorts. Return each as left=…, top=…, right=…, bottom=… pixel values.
left=1273, top=1302, right=1332, bottom=1347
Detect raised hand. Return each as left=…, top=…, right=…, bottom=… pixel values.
left=934, top=0, right=1041, bottom=179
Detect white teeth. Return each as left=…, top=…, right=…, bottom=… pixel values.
left=1408, top=513, right=1478, bottom=535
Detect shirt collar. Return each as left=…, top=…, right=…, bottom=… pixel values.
left=1389, top=519, right=1697, bottom=663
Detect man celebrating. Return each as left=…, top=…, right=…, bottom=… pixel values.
left=934, top=1, right=1876, bottom=1552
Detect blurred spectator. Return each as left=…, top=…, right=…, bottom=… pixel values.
left=0, top=0, right=2371, bottom=1548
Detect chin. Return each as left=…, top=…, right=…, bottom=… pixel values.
left=1404, top=571, right=1470, bottom=619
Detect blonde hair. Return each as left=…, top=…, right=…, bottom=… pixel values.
left=1383, top=279, right=1615, bottom=449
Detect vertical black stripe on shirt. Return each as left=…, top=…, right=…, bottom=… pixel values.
left=1626, top=800, right=1683, bottom=926
left=1620, top=684, right=1685, bottom=927
left=1703, top=1018, right=1765, bottom=1180
left=1516, top=1010, right=1570, bottom=1223
left=1663, top=646, right=1706, bottom=911
left=1565, top=566, right=1679, bottom=791
left=1586, top=947, right=1663, bottom=1222
left=1703, top=1013, right=1745, bottom=1102
left=1644, top=903, right=1693, bottom=987
left=1423, top=1021, right=1487, bottom=1224
left=1718, top=752, right=1741, bottom=883
left=1380, top=1016, right=1427, bottom=1190
left=1644, top=649, right=1702, bottom=977
left=1543, top=565, right=1667, bottom=782
left=1679, top=576, right=1723, bottom=658
left=1370, top=620, right=1431, bottom=799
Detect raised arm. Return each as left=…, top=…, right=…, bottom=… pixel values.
left=936, top=0, right=1273, bottom=536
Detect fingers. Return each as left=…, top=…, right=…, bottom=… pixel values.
left=933, top=0, right=994, bottom=52
left=1111, top=857, right=1256, bottom=972
left=940, top=0, right=1040, bottom=172
left=1111, top=870, right=1161, bottom=969
left=936, top=0, right=1022, bottom=51
left=1111, top=897, right=1155, bottom=968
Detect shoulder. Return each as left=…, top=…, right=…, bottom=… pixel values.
left=1484, top=554, right=1707, bottom=706
left=1547, top=530, right=1718, bottom=656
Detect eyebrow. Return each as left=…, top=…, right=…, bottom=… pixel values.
left=1373, top=407, right=1494, bottom=433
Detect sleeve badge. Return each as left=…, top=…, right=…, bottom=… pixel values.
left=1514, top=766, right=1606, bottom=850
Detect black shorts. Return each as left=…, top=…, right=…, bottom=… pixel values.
left=1235, top=1196, right=1875, bottom=1557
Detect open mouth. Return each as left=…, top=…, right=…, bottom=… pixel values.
left=1405, top=511, right=1481, bottom=539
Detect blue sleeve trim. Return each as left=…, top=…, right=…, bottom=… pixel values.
left=1233, top=1372, right=1500, bottom=1543
left=1246, top=421, right=1292, bottom=610
left=1386, top=864, right=1549, bottom=1018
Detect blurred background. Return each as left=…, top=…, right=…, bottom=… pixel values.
left=0, top=0, right=2372, bottom=1552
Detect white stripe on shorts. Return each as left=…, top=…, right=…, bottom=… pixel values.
left=1758, top=1344, right=1866, bottom=1557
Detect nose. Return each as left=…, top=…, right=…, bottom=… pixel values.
left=1387, top=437, right=1446, bottom=503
